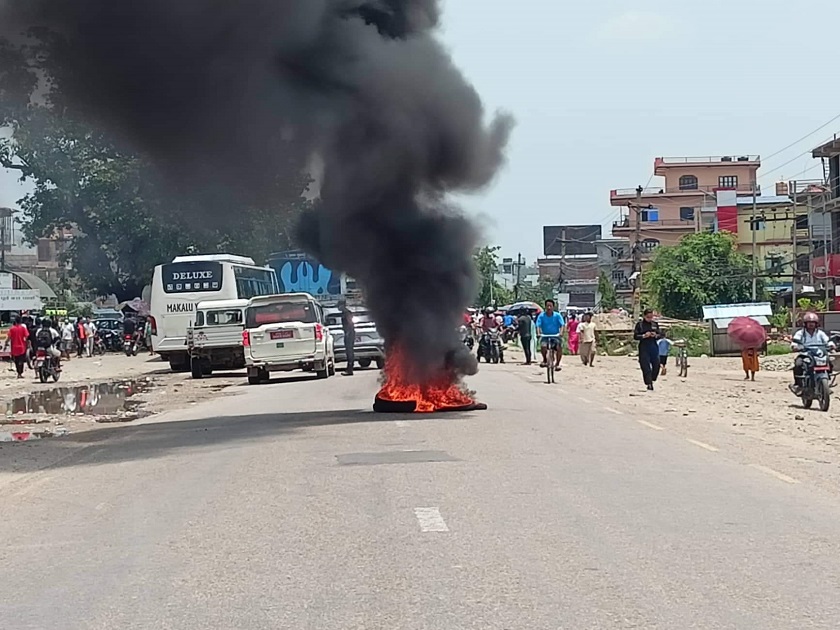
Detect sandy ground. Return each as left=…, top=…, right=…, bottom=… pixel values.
left=504, top=342, right=840, bottom=492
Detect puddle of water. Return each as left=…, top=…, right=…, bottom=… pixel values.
left=0, top=379, right=153, bottom=423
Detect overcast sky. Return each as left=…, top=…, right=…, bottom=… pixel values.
left=2, top=0, right=840, bottom=262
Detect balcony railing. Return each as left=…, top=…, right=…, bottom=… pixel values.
left=612, top=218, right=696, bottom=230
left=611, top=184, right=759, bottom=198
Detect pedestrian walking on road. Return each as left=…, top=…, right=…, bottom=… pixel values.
left=741, top=346, right=759, bottom=381
left=61, top=320, right=74, bottom=360
left=566, top=313, right=579, bottom=355
left=657, top=331, right=672, bottom=376
left=75, top=317, right=87, bottom=358
left=339, top=299, right=355, bottom=376
left=577, top=312, right=597, bottom=366
left=7, top=316, right=29, bottom=379
left=634, top=308, right=661, bottom=391
left=84, top=318, right=97, bottom=357
left=517, top=312, right=533, bottom=365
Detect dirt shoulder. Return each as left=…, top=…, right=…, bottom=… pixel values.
left=505, top=343, right=840, bottom=493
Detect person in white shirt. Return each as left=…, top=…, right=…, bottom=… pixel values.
left=61, top=320, right=74, bottom=359
left=84, top=318, right=97, bottom=357
left=790, top=311, right=834, bottom=394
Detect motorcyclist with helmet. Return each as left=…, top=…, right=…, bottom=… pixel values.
left=790, top=311, right=835, bottom=394
left=478, top=306, right=504, bottom=363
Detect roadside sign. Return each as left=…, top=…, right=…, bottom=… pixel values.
left=0, top=289, right=42, bottom=311
left=555, top=293, right=570, bottom=311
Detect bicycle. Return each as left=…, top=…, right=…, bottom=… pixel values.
left=674, top=339, right=689, bottom=378
left=541, top=333, right=562, bottom=384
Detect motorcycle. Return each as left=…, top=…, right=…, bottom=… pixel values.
left=477, top=328, right=504, bottom=364
left=123, top=333, right=139, bottom=357
left=791, top=345, right=835, bottom=411
left=502, top=325, right=518, bottom=344
left=459, top=325, right=474, bottom=350
left=33, top=348, right=61, bottom=383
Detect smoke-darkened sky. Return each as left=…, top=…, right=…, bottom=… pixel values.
left=0, top=0, right=512, bottom=378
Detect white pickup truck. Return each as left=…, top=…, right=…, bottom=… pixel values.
left=186, top=299, right=248, bottom=379
left=243, top=293, right=336, bottom=385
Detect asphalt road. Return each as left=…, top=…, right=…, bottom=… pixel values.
left=2, top=363, right=840, bottom=629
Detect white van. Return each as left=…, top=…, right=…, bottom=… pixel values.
left=242, top=293, right=335, bottom=385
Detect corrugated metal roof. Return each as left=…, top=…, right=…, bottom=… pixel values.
left=702, top=302, right=772, bottom=320
left=712, top=315, right=771, bottom=329
left=12, top=271, right=57, bottom=299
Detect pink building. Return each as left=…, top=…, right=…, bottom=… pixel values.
left=610, top=155, right=761, bottom=255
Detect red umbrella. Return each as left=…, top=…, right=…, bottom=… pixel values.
left=727, top=316, right=767, bottom=350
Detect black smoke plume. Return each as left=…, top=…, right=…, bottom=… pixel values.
left=0, top=0, right=513, bottom=380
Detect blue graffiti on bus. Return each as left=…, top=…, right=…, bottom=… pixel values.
left=276, top=260, right=338, bottom=296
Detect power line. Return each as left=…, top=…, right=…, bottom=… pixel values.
left=762, top=112, right=840, bottom=163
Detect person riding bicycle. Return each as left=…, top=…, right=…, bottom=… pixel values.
left=790, top=311, right=834, bottom=394
left=536, top=299, right=565, bottom=369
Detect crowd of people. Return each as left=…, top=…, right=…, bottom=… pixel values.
left=464, top=300, right=599, bottom=370
left=2, top=312, right=152, bottom=380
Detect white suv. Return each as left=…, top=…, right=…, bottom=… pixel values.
left=243, top=293, right=335, bottom=385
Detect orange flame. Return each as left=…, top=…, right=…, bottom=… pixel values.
left=376, top=346, right=475, bottom=413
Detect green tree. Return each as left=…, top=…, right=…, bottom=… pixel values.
left=645, top=232, right=759, bottom=320
left=598, top=271, right=618, bottom=310
left=518, top=277, right=556, bottom=306
left=472, top=246, right=513, bottom=307
left=0, top=35, right=310, bottom=300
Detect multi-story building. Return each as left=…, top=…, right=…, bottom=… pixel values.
left=733, top=193, right=815, bottom=294
left=595, top=237, right=633, bottom=306
left=610, top=155, right=761, bottom=258
left=0, top=207, right=72, bottom=297
left=808, top=138, right=840, bottom=307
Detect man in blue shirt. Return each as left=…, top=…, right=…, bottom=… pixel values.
left=536, top=299, right=565, bottom=369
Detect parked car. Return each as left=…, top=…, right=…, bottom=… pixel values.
left=242, top=293, right=335, bottom=385
left=325, top=308, right=385, bottom=370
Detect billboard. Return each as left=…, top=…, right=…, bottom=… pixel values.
left=267, top=251, right=342, bottom=299
left=543, top=225, right=602, bottom=256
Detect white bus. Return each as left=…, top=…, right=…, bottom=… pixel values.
left=149, top=254, right=279, bottom=371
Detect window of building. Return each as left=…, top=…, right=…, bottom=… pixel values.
left=611, top=270, right=626, bottom=282
left=641, top=208, right=659, bottom=222
left=37, top=239, right=52, bottom=262
left=796, top=255, right=810, bottom=273
left=718, top=175, right=738, bottom=188
left=679, top=207, right=695, bottom=221
left=750, top=217, right=766, bottom=231
left=640, top=238, right=660, bottom=253
left=679, top=175, right=698, bottom=190
left=795, top=215, right=809, bottom=230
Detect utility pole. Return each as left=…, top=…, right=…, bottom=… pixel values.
left=513, top=252, right=523, bottom=301
left=751, top=184, right=758, bottom=301
left=791, top=180, right=798, bottom=326
left=632, top=185, right=643, bottom=320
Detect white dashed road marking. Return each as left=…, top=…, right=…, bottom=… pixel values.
left=750, top=464, right=799, bottom=485
left=414, top=507, right=449, bottom=532
left=636, top=419, right=664, bottom=431
left=603, top=407, right=624, bottom=415
left=686, top=438, right=719, bottom=452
